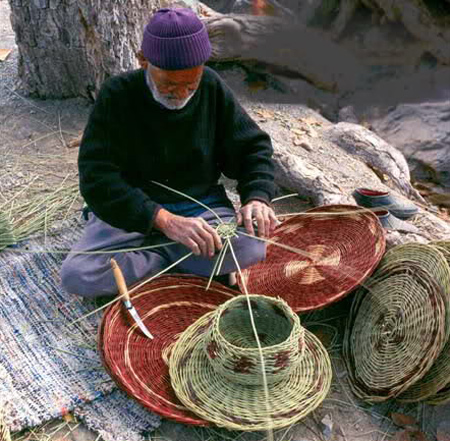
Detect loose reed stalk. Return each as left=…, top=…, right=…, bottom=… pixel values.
left=0, top=406, right=11, bottom=441
left=227, top=238, right=274, bottom=441
left=0, top=213, right=16, bottom=251
left=69, top=251, right=194, bottom=326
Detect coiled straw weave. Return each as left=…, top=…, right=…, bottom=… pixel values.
left=170, top=295, right=332, bottom=431
left=238, top=205, right=385, bottom=312
left=344, top=243, right=450, bottom=402
left=99, top=274, right=238, bottom=425
left=424, top=241, right=450, bottom=405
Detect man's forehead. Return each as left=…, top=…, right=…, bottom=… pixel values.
left=155, top=65, right=203, bottom=83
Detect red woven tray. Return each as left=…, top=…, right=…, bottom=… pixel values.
left=98, top=274, right=238, bottom=425
left=237, top=205, right=386, bottom=312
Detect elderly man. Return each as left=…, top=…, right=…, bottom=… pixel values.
left=61, top=7, right=278, bottom=298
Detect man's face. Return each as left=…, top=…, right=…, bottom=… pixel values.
left=147, top=64, right=204, bottom=110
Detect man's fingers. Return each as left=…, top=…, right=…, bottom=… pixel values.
left=197, top=227, right=217, bottom=257
left=269, top=210, right=280, bottom=231
left=185, top=238, right=201, bottom=256
left=191, top=232, right=208, bottom=257
left=255, top=211, right=265, bottom=238
left=262, top=206, right=271, bottom=238
left=201, top=220, right=223, bottom=255
left=236, top=212, right=242, bottom=225
left=243, top=210, right=255, bottom=236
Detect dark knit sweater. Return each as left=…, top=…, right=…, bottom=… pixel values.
left=78, top=66, right=276, bottom=235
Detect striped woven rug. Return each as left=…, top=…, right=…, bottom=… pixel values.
left=0, top=216, right=160, bottom=439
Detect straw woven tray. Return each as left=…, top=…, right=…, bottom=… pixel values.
left=344, top=243, right=450, bottom=402
left=238, top=205, right=385, bottom=312
left=98, top=274, right=238, bottom=424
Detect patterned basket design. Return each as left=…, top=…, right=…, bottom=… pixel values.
left=238, top=205, right=386, bottom=312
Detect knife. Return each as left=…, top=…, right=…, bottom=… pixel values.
left=110, top=258, right=154, bottom=339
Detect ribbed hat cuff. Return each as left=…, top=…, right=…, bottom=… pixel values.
left=142, top=24, right=212, bottom=70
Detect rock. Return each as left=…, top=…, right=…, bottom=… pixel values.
left=338, top=105, right=359, bottom=123
left=321, top=122, right=422, bottom=200
left=368, top=99, right=450, bottom=188
left=321, top=414, right=333, bottom=439
left=246, top=104, right=397, bottom=205
left=242, top=103, right=450, bottom=243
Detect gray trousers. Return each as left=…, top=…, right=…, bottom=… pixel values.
left=61, top=207, right=266, bottom=298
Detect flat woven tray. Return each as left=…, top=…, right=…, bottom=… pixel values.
left=98, top=274, right=238, bottom=425
left=344, top=243, right=450, bottom=402
left=422, top=241, right=450, bottom=405
left=238, top=205, right=385, bottom=312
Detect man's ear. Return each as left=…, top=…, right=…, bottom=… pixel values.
left=136, top=50, right=149, bottom=69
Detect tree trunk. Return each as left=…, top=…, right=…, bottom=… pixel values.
left=7, top=0, right=165, bottom=99
left=8, top=0, right=450, bottom=99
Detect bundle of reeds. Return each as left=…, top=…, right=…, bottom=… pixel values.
left=0, top=406, right=11, bottom=441
left=0, top=212, right=16, bottom=251
left=0, top=179, right=80, bottom=252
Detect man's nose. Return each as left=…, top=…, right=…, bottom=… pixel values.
left=171, top=87, right=193, bottom=100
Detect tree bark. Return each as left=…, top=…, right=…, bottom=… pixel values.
left=370, top=0, right=450, bottom=64
left=7, top=0, right=164, bottom=98
left=8, top=0, right=363, bottom=98
left=204, top=13, right=364, bottom=92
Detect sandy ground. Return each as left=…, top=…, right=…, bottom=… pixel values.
left=1, top=1, right=450, bottom=441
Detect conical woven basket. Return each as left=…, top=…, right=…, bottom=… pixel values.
left=170, top=295, right=332, bottom=431
left=98, top=274, right=239, bottom=425
left=238, top=205, right=385, bottom=312
left=344, top=243, right=450, bottom=403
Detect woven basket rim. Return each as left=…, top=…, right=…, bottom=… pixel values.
left=212, top=294, right=302, bottom=353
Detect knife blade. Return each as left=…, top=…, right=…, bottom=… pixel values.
left=111, top=258, right=154, bottom=339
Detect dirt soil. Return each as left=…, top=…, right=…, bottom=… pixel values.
left=1, top=1, right=450, bottom=441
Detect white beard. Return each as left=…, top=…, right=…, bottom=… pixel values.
left=146, top=69, right=195, bottom=110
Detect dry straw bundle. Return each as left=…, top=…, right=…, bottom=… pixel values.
left=0, top=180, right=80, bottom=251
left=0, top=406, right=11, bottom=441
left=344, top=243, right=450, bottom=403
left=238, top=205, right=385, bottom=312
left=169, top=295, right=332, bottom=431
left=0, top=212, right=16, bottom=251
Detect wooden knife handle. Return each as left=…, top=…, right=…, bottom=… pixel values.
left=111, top=258, right=130, bottom=301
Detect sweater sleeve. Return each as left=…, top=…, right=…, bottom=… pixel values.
left=78, top=80, right=162, bottom=235
left=217, top=77, right=277, bottom=206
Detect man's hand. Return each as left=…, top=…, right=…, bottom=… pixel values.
left=236, top=200, right=280, bottom=238
left=154, top=209, right=222, bottom=257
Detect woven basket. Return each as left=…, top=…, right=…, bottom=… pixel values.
left=422, top=241, right=450, bottom=405
left=238, top=205, right=385, bottom=312
left=205, top=295, right=305, bottom=385
left=344, top=243, right=450, bottom=403
left=427, top=384, right=450, bottom=405
left=98, top=274, right=238, bottom=425
left=170, top=295, right=332, bottom=431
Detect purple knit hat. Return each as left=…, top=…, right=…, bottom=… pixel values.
left=142, top=8, right=212, bottom=70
